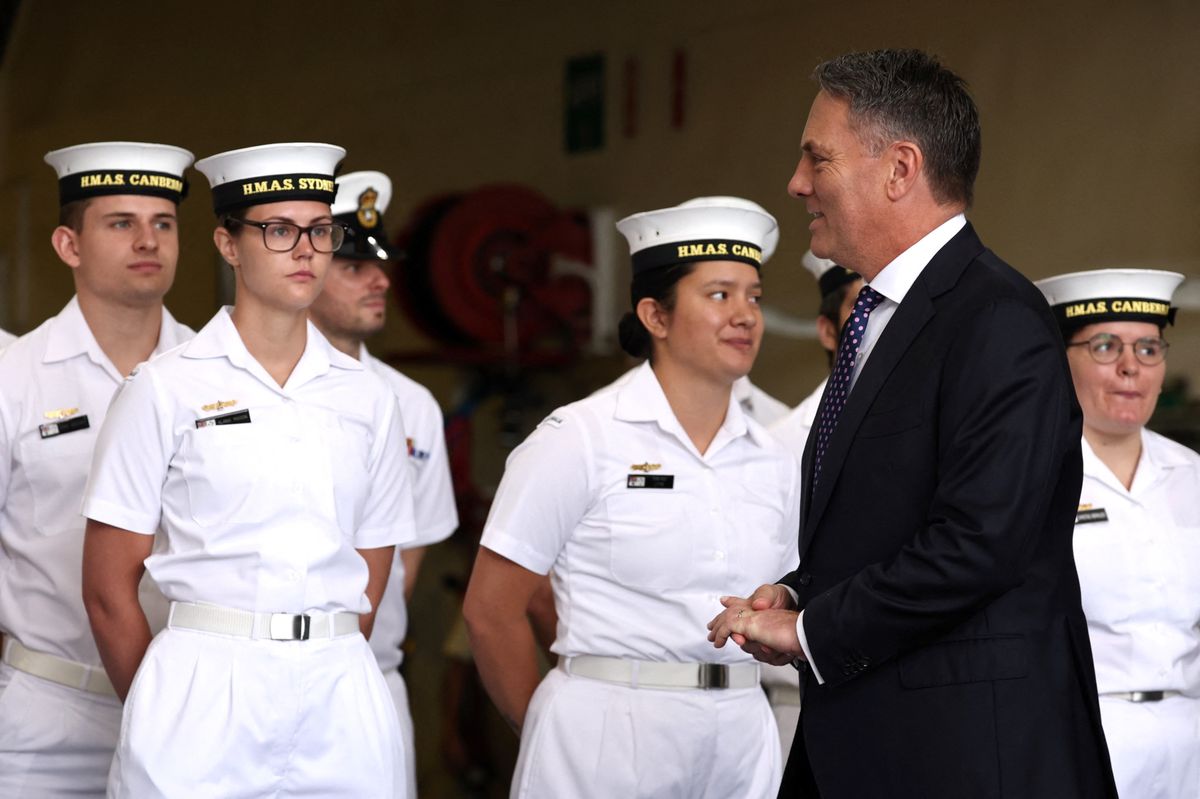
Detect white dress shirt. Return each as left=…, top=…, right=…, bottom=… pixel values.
left=361, top=345, right=458, bottom=672
left=82, top=307, right=416, bottom=615
left=0, top=297, right=192, bottom=665
left=483, top=360, right=801, bottom=664
left=797, top=213, right=967, bottom=682
left=0, top=328, right=15, bottom=349
left=848, top=214, right=966, bottom=390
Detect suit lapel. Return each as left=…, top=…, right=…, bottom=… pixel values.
left=799, top=223, right=986, bottom=556
left=800, top=381, right=826, bottom=525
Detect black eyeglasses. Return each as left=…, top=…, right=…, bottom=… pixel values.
left=1067, top=333, right=1169, bottom=366
left=229, top=218, right=348, bottom=253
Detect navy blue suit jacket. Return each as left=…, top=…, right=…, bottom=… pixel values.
left=779, top=224, right=1117, bottom=798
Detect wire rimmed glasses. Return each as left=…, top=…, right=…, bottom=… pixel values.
left=1067, top=333, right=1169, bottom=366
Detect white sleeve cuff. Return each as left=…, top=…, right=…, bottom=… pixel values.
left=797, top=609, right=825, bottom=684
left=779, top=583, right=799, bottom=607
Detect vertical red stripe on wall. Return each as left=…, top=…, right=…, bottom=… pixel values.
left=671, top=49, right=687, bottom=130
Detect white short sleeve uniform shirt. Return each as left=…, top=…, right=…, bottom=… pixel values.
left=733, top=376, right=791, bottom=427
left=82, top=307, right=416, bottom=615
left=361, top=346, right=458, bottom=672
left=482, top=361, right=801, bottom=664
left=1074, top=428, right=1200, bottom=694
left=0, top=297, right=192, bottom=665
left=768, top=377, right=827, bottom=460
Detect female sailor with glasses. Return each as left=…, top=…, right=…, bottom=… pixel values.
left=80, top=143, right=416, bottom=797
left=1037, top=268, right=1199, bottom=799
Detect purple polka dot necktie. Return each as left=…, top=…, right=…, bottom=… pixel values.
left=812, top=284, right=886, bottom=488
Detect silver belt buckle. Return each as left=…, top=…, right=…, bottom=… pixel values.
left=269, top=613, right=311, bottom=641
left=1129, top=691, right=1165, bottom=703
left=700, top=663, right=729, bottom=689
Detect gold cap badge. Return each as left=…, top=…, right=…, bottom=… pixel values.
left=357, top=187, right=379, bottom=229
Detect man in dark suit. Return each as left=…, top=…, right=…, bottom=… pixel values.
left=708, top=49, right=1117, bottom=798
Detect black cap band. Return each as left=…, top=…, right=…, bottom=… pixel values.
left=1053, top=296, right=1177, bottom=334
left=58, top=170, right=188, bottom=206
left=631, top=238, right=763, bottom=275
left=211, top=172, right=337, bottom=215
left=334, top=212, right=393, bottom=260
left=818, top=266, right=860, bottom=297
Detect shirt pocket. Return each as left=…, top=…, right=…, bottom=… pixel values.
left=313, top=412, right=373, bottom=531
left=179, top=422, right=273, bottom=528
left=732, top=486, right=792, bottom=580
left=19, top=430, right=94, bottom=536
left=604, top=491, right=694, bottom=591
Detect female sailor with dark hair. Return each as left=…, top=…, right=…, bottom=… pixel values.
left=464, top=197, right=800, bottom=798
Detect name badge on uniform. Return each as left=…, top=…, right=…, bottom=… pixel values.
left=39, top=414, right=90, bottom=439
left=1076, top=506, right=1108, bottom=524
left=196, top=409, right=252, bottom=428
left=627, top=474, right=674, bottom=489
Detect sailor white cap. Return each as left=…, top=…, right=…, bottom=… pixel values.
left=44, top=141, right=193, bottom=206
left=1035, top=268, right=1184, bottom=332
left=331, top=171, right=393, bottom=260
left=616, top=196, right=779, bottom=275
left=194, top=142, right=345, bottom=216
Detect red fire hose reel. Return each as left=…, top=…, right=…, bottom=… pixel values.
left=392, top=184, right=594, bottom=362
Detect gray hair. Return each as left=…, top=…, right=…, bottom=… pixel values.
left=814, top=49, right=981, bottom=208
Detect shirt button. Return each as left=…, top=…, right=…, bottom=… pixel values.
left=714, top=551, right=725, bottom=560
left=285, top=569, right=300, bottom=582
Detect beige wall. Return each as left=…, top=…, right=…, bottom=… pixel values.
left=1, top=1, right=1197, bottom=412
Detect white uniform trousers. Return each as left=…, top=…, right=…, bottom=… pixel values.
left=108, top=627, right=405, bottom=798
left=383, top=668, right=417, bottom=799
left=0, top=662, right=120, bottom=797
left=1099, top=694, right=1200, bottom=799
left=512, top=665, right=781, bottom=798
